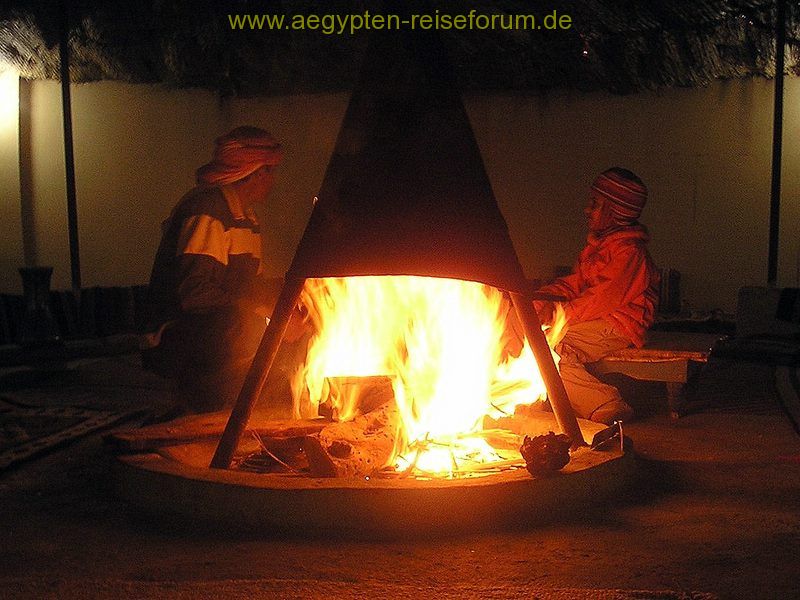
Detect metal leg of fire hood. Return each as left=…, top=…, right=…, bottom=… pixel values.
left=510, top=292, right=586, bottom=447
left=210, top=277, right=306, bottom=469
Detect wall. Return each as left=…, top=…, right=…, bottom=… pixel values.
left=1, top=77, right=798, bottom=313
left=12, top=81, right=348, bottom=293
left=468, top=79, right=796, bottom=313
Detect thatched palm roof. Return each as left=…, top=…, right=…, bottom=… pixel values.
left=0, top=0, right=797, bottom=95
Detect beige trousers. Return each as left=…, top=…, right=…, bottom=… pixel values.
left=554, top=319, right=632, bottom=419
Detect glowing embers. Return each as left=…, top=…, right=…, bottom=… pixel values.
left=293, top=276, right=565, bottom=478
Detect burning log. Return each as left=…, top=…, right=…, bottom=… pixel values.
left=520, top=432, right=571, bottom=477
left=303, top=400, right=400, bottom=478
left=319, top=375, right=395, bottom=420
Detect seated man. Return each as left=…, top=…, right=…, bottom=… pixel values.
left=143, top=126, right=303, bottom=413
left=535, top=167, right=660, bottom=424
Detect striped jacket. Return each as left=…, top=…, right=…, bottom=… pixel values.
left=147, top=184, right=264, bottom=326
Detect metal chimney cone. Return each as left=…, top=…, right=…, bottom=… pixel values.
left=287, top=12, right=529, bottom=293
left=211, top=9, right=584, bottom=469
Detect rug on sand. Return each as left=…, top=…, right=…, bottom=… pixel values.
left=0, top=397, right=142, bottom=470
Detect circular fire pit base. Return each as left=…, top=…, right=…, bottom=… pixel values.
left=113, top=415, right=635, bottom=538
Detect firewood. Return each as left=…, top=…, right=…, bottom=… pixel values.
left=303, top=401, right=400, bottom=478
left=321, top=375, right=395, bottom=419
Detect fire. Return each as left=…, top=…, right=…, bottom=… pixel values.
left=294, top=276, right=566, bottom=476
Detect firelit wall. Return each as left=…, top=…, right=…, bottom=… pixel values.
left=468, top=77, right=800, bottom=315
left=7, top=81, right=348, bottom=294
left=1, top=76, right=798, bottom=314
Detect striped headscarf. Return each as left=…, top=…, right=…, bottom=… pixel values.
left=591, top=168, right=647, bottom=224
left=196, top=126, right=283, bottom=186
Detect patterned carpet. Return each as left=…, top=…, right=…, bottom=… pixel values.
left=0, top=396, right=143, bottom=470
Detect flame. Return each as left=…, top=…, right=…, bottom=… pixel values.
left=294, top=276, right=566, bottom=477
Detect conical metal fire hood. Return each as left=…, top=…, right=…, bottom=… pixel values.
left=210, top=11, right=584, bottom=469
left=286, top=9, right=529, bottom=294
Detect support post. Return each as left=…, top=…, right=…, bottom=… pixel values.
left=768, top=0, right=787, bottom=287
left=59, top=0, right=81, bottom=295
left=210, top=277, right=306, bottom=469
left=19, top=78, right=36, bottom=267
left=510, top=292, right=585, bottom=447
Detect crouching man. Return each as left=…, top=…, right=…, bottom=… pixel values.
left=143, top=126, right=304, bottom=413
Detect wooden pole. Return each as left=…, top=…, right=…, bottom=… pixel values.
left=210, top=277, right=306, bottom=469
left=510, top=292, right=585, bottom=447
left=59, top=0, right=81, bottom=295
left=18, top=78, right=36, bottom=267
left=768, top=0, right=787, bottom=287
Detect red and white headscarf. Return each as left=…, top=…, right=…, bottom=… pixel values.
left=591, top=167, right=648, bottom=224
left=196, top=126, right=283, bottom=186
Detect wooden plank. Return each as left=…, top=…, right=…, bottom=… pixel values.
left=599, top=332, right=723, bottom=363
left=593, top=358, right=691, bottom=383
left=600, top=349, right=710, bottom=363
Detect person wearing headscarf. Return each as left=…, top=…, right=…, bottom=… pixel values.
left=144, top=126, right=303, bottom=414
left=535, top=167, right=660, bottom=424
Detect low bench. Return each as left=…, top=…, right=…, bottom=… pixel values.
left=591, top=331, right=724, bottom=417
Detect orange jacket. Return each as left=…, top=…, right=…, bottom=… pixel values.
left=539, top=225, right=660, bottom=347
